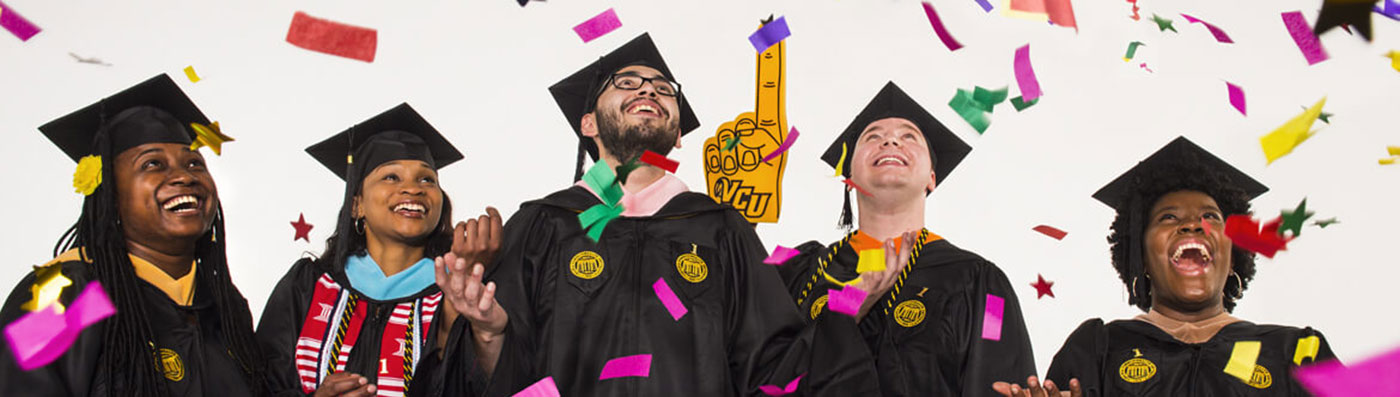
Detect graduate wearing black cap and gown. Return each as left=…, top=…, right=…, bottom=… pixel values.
left=776, top=82, right=1037, bottom=397
left=1034, top=137, right=1336, bottom=396
left=0, top=74, right=265, bottom=396
left=475, top=33, right=877, bottom=396
left=256, top=103, right=484, bottom=397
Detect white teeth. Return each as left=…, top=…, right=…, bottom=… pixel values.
left=393, top=203, right=426, bottom=213
left=630, top=104, right=656, bottom=114
left=1171, top=242, right=1212, bottom=262
left=162, top=195, right=198, bottom=211
left=875, top=157, right=906, bottom=166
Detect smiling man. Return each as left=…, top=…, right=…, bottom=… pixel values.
left=777, top=82, right=1036, bottom=396
left=472, top=33, right=879, bottom=396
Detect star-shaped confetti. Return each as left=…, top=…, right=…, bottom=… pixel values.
left=1315, top=0, right=1379, bottom=41
left=1279, top=199, right=1315, bottom=238
left=1152, top=14, right=1178, bottom=33
left=1313, top=217, right=1340, bottom=228
left=188, top=122, right=234, bottom=156
left=1031, top=274, right=1055, bottom=299
left=21, top=265, right=72, bottom=313
left=291, top=213, right=313, bottom=242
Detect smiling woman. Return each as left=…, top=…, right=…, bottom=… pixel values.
left=0, top=74, right=266, bottom=396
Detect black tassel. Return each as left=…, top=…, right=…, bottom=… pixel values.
left=573, top=140, right=587, bottom=183
left=838, top=187, right=854, bottom=231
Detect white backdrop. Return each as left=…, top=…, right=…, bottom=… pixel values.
left=2, top=0, right=1397, bottom=375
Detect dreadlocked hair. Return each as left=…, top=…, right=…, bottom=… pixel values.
left=1106, top=158, right=1257, bottom=313
left=318, top=160, right=455, bottom=273
left=52, top=131, right=267, bottom=396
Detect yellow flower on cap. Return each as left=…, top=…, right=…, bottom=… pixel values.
left=73, top=155, right=103, bottom=195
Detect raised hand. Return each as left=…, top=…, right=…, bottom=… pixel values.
left=703, top=18, right=789, bottom=223
left=992, top=376, right=1083, bottom=397
left=433, top=252, right=509, bottom=373
left=313, top=372, right=376, bottom=397
left=850, top=230, right=917, bottom=320
left=450, top=206, right=503, bottom=273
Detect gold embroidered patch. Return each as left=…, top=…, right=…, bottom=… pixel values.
left=1119, top=349, right=1156, bottom=383
left=158, top=348, right=184, bottom=382
left=810, top=294, right=829, bottom=320
left=1246, top=365, right=1273, bottom=389
left=893, top=300, right=926, bottom=327
left=569, top=251, right=604, bottom=279
left=675, top=252, right=708, bottom=283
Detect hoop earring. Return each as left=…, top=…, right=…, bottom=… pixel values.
left=1130, top=277, right=1138, bottom=299
left=355, top=218, right=365, bottom=235
left=1229, top=272, right=1244, bottom=300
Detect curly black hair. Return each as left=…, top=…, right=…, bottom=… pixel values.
left=1106, top=159, right=1258, bottom=313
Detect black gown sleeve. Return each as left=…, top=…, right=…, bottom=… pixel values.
left=254, top=258, right=318, bottom=397
left=0, top=262, right=105, bottom=397
left=1046, top=318, right=1108, bottom=397
left=959, top=262, right=1038, bottom=396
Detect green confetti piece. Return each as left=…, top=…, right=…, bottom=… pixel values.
left=615, top=157, right=645, bottom=185
left=1011, top=96, right=1039, bottom=111
left=579, top=203, right=625, bottom=242
left=1312, top=217, right=1339, bottom=228
left=1152, top=14, right=1177, bottom=33
left=972, top=86, right=1009, bottom=113
left=722, top=137, right=741, bottom=151
left=1278, top=198, right=1315, bottom=238
left=949, top=89, right=991, bottom=134
left=1124, top=41, right=1145, bottom=61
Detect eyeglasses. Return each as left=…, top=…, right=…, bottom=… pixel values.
left=604, top=73, right=681, bottom=96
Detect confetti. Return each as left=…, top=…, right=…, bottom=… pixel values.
left=183, top=66, right=201, bottom=83
left=21, top=265, right=72, bottom=313
left=189, top=122, right=233, bottom=155
left=1043, top=0, right=1078, bottom=30
left=1180, top=14, right=1234, bottom=43
left=1014, top=44, right=1043, bottom=101
left=68, top=53, right=111, bottom=66
left=578, top=162, right=625, bottom=242
left=1313, top=217, right=1340, bottom=228
left=640, top=150, right=679, bottom=173
left=1151, top=14, right=1178, bottom=33
left=1283, top=11, right=1330, bottom=65
left=1316, top=0, right=1377, bottom=41
left=512, top=377, right=560, bottom=397
left=761, top=127, right=799, bottom=164
left=1031, top=274, right=1055, bottom=299
left=0, top=0, right=41, bottom=41
left=285, top=11, right=377, bottom=63
left=763, top=245, right=801, bottom=265
left=1226, top=82, right=1246, bottom=116
left=1378, top=0, right=1400, bottom=20
left=981, top=294, right=1005, bottom=340
left=291, top=213, right=314, bottom=242
left=1278, top=198, right=1315, bottom=238
left=1139, top=62, right=1153, bottom=73
left=949, top=86, right=1008, bottom=134
left=652, top=278, right=688, bottom=321
left=1224, top=215, right=1290, bottom=258
left=975, top=0, right=995, bottom=12
left=1127, top=0, right=1141, bottom=20
left=826, top=284, right=868, bottom=317
left=1032, top=225, right=1067, bottom=240
left=1123, top=41, right=1145, bottom=61
left=842, top=178, right=874, bottom=198
left=1011, top=96, right=1038, bottom=111
left=1295, top=344, right=1400, bottom=396
left=1295, top=336, right=1321, bottom=365
left=760, top=374, right=805, bottom=396
left=722, top=137, right=740, bottom=151
left=748, top=16, right=791, bottom=53
left=574, top=8, right=622, bottom=44
left=856, top=248, right=886, bottom=273
left=1261, top=97, right=1326, bottom=164
left=1387, top=51, right=1400, bottom=72
left=1224, top=341, right=1262, bottom=383
left=599, top=354, right=652, bottom=380
left=5, top=282, right=115, bottom=370
left=922, top=2, right=964, bottom=51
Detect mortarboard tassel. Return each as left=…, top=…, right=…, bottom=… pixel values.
left=838, top=187, right=854, bottom=231
left=574, top=140, right=588, bottom=183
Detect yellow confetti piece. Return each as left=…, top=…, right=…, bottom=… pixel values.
left=1224, top=340, right=1261, bottom=383
left=822, top=271, right=862, bottom=288
left=1260, top=97, right=1326, bottom=164
left=857, top=248, right=886, bottom=273
left=72, top=155, right=102, bottom=196
left=1381, top=158, right=1397, bottom=165
left=184, top=65, right=201, bottom=83
left=189, top=122, right=234, bottom=155
left=1388, top=51, right=1400, bottom=72
left=1388, top=146, right=1400, bottom=156
left=1294, top=336, right=1320, bottom=365
left=833, top=142, right=848, bottom=177
left=21, top=265, right=72, bottom=313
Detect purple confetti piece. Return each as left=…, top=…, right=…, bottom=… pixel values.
left=923, top=2, right=964, bottom=51
left=1014, top=44, right=1043, bottom=102
left=748, top=16, right=791, bottom=52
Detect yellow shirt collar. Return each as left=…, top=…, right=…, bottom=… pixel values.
left=129, top=254, right=197, bottom=306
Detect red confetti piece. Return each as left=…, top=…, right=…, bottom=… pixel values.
left=1031, top=274, right=1055, bottom=299
left=285, top=11, right=377, bottom=63
left=1224, top=215, right=1290, bottom=258
left=291, top=213, right=314, bottom=242
left=1032, top=225, right=1068, bottom=240
left=640, top=150, right=679, bottom=173
left=842, top=178, right=874, bottom=198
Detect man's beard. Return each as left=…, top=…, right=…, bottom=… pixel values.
left=595, top=106, right=679, bottom=163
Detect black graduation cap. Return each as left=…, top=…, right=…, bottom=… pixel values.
left=39, top=74, right=208, bottom=162
left=820, top=82, right=971, bottom=181
left=548, top=33, right=700, bottom=177
left=305, top=103, right=464, bottom=181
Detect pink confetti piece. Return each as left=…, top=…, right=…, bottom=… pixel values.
left=763, top=245, right=801, bottom=265
left=922, top=2, right=964, bottom=51
left=1044, top=0, right=1078, bottom=30
left=759, top=373, right=805, bottom=396
left=599, top=354, right=652, bottom=380
left=748, top=16, right=791, bottom=52
left=512, top=377, right=561, bottom=397
left=1295, top=345, right=1400, bottom=396
left=574, top=8, right=622, bottom=43
left=1032, top=225, right=1068, bottom=240
left=1014, top=44, right=1043, bottom=102
left=652, top=278, right=688, bottom=321
left=981, top=293, right=1004, bottom=341
left=761, top=127, right=800, bottom=164
left=827, top=284, right=868, bottom=318
left=5, top=282, right=115, bottom=370
left=1139, top=62, right=1153, bottom=73
left=1180, top=14, right=1234, bottom=43
left=1282, top=11, right=1330, bottom=65
left=0, top=0, right=41, bottom=42
left=1227, top=82, right=1247, bottom=116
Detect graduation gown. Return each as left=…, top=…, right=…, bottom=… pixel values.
left=778, top=233, right=1037, bottom=397
left=1045, top=318, right=1336, bottom=396
left=0, top=253, right=256, bottom=396
left=257, top=258, right=480, bottom=397
left=480, top=186, right=877, bottom=396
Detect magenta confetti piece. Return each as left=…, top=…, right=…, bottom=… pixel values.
left=0, top=0, right=42, bottom=42
left=5, top=282, right=115, bottom=370
left=1014, top=44, right=1043, bottom=102
left=922, top=2, right=963, bottom=51
left=574, top=8, right=622, bottom=43
left=1295, top=346, right=1400, bottom=396
left=1282, top=11, right=1329, bottom=65
left=599, top=354, right=652, bottom=379
left=748, top=16, right=791, bottom=52
left=827, top=284, right=868, bottom=318
left=1227, top=82, right=1246, bottom=116
left=1180, top=14, right=1234, bottom=43
left=512, top=377, right=561, bottom=397
left=652, top=278, right=688, bottom=321
left=981, top=293, right=1004, bottom=341
left=761, top=127, right=800, bottom=164
left=763, top=245, right=801, bottom=265
left=759, top=373, right=805, bottom=396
